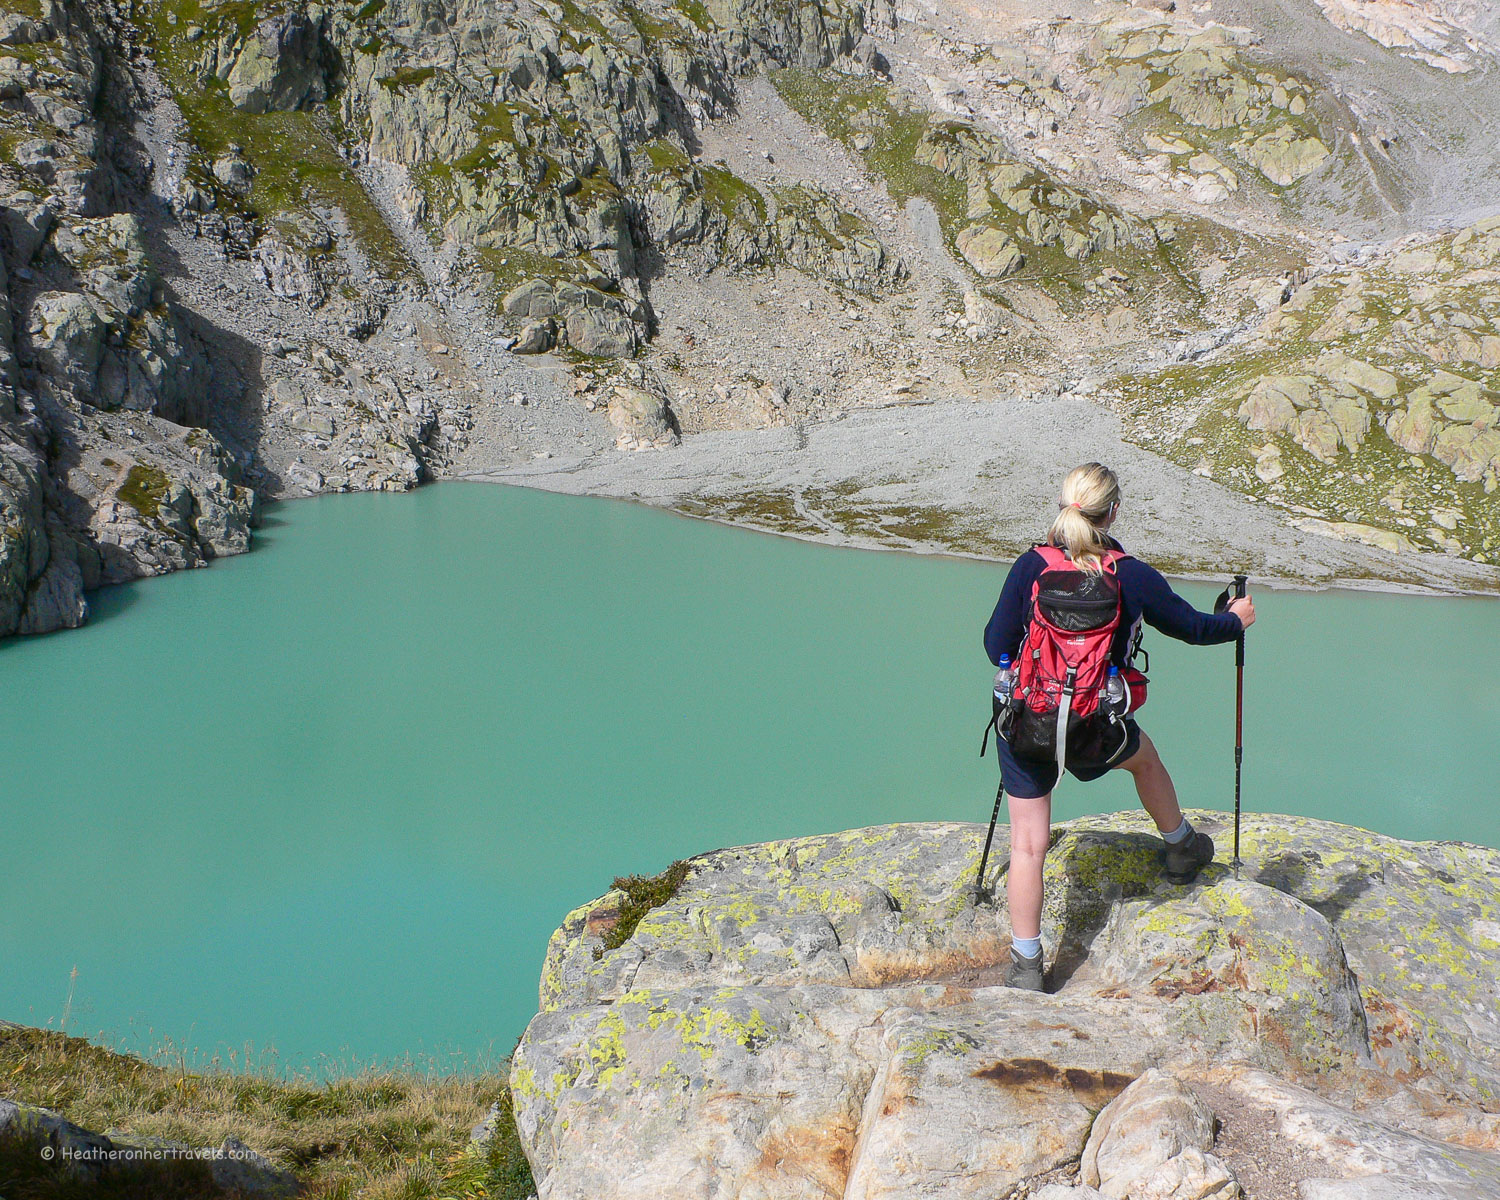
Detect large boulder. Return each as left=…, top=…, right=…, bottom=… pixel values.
left=226, top=13, right=329, bottom=114
left=567, top=307, right=637, bottom=358
left=606, top=385, right=678, bottom=450
left=1080, top=1070, right=1240, bottom=1199
left=956, top=224, right=1025, bottom=278
left=512, top=813, right=1500, bottom=1198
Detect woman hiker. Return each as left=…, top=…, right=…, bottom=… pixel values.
left=982, top=462, right=1256, bottom=992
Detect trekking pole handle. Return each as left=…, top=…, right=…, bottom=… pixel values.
left=1231, top=575, right=1247, bottom=667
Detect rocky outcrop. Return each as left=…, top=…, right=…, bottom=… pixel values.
left=1311, top=0, right=1498, bottom=74
left=1116, top=214, right=1500, bottom=563
left=1077, top=9, right=1367, bottom=212
left=919, top=119, right=1160, bottom=274
left=224, top=12, right=331, bottom=113
left=300, top=0, right=897, bottom=356
left=0, top=1098, right=297, bottom=1196
left=0, top=0, right=266, bottom=634
left=513, top=812, right=1500, bottom=1198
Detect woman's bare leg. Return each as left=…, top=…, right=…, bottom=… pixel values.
left=1117, top=730, right=1184, bottom=834
left=1006, top=792, right=1053, bottom=940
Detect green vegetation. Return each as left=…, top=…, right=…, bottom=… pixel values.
left=602, top=860, right=690, bottom=952
left=769, top=70, right=964, bottom=232
left=376, top=66, right=437, bottom=92
left=674, top=0, right=710, bottom=31
left=0, top=1025, right=535, bottom=1200
left=1108, top=228, right=1500, bottom=562
left=116, top=464, right=170, bottom=520
left=143, top=0, right=412, bottom=280
left=619, top=1, right=697, bottom=53
left=699, top=164, right=766, bottom=222
left=638, top=137, right=690, bottom=172
left=677, top=486, right=1014, bottom=558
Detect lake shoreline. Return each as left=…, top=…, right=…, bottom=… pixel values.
left=445, top=390, right=1500, bottom=598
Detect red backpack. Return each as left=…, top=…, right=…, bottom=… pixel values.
left=1007, top=545, right=1138, bottom=771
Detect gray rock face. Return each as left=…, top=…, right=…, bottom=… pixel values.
left=514, top=812, right=1500, bottom=1199
left=226, top=12, right=330, bottom=113
left=0, top=0, right=261, bottom=636
left=313, top=0, right=895, bottom=350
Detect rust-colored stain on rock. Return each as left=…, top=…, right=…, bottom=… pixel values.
left=971, top=1057, right=1134, bottom=1105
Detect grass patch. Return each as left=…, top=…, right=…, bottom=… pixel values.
left=377, top=65, right=437, bottom=93
left=674, top=0, right=710, bottom=30
left=116, top=464, right=169, bottom=520
left=769, top=70, right=964, bottom=232
left=0, top=1025, right=536, bottom=1200
left=475, top=244, right=576, bottom=308
left=621, top=1, right=693, bottom=50
left=601, top=861, right=690, bottom=952
left=638, top=137, right=689, bottom=172
left=699, top=164, right=766, bottom=222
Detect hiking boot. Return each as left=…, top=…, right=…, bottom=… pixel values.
left=1163, top=828, right=1215, bottom=884
left=1004, top=946, right=1045, bottom=991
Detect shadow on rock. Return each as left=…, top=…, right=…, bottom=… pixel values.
left=1254, top=850, right=1380, bottom=926
left=1044, top=829, right=1168, bottom=990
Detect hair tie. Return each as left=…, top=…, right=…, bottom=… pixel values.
left=1060, top=500, right=1083, bottom=511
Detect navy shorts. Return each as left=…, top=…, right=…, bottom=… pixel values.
left=998, top=719, right=1142, bottom=800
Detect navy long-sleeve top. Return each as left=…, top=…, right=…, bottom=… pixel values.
left=984, top=541, right=1243, bottom=667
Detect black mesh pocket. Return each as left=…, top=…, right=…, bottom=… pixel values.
left=1009, top=707, right=1056, bottom=762
left=1064, top=712, right=1132, bottom=771
left=1037, top=570, right=1119, bottom=631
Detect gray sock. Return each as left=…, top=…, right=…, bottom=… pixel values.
left=1163, top=817, right=1194, bottom=845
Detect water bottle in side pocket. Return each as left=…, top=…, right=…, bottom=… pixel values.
left=1105, top=664, right=1128, bottom=720
left=993, top=654, right=1016, bottom=726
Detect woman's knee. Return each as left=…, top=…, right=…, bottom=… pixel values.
left=1007, top=792, right=1053, bottom=858
left=1121, top=730, right=1165, bottom=777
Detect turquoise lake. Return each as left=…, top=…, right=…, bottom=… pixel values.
left=3, top=482, right=1498, bottom=1073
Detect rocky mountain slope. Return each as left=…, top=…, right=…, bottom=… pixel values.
left=514, top=813, right=1500, bottom=1199
left=2, top=0, right=1498, bottom=634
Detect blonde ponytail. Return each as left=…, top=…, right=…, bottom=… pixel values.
left=1046, top=463, right=1121, bottom=573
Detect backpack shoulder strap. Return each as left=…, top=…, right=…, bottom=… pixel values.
left=1034, top=543, right=1069, bottom=570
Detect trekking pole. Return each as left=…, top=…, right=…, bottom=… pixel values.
left=1214, top=574, right=1248, bottom=878
left=974, top=776, right=1005, bottom=903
